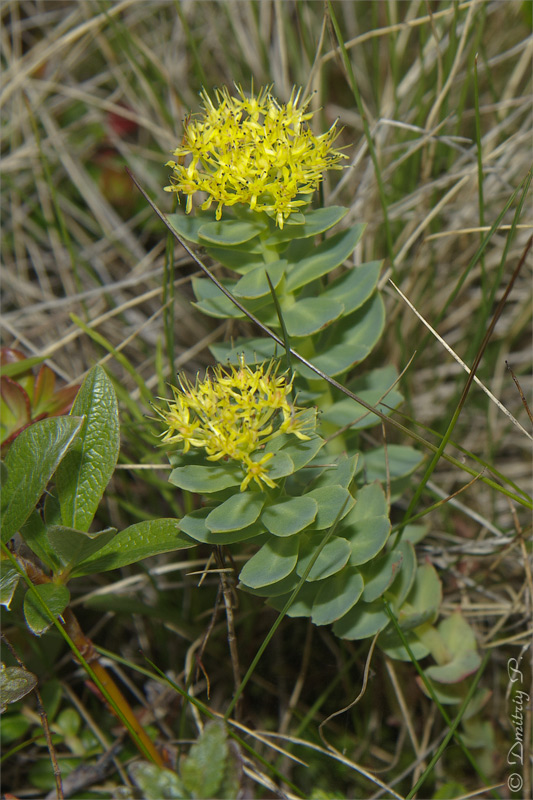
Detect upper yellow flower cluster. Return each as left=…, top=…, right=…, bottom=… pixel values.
left=157, top=359, right=314, bottom=491
left=165, top=86, right=346, bottom=228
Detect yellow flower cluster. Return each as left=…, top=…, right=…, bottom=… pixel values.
left=165, top=86, right=346, bottom=228
left=157, top=359, right=314, bottom=491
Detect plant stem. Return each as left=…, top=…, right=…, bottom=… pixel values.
left=18, top=558, right=165, bottom=768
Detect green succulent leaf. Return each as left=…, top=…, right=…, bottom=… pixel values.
left=211, top=337, right=278, bottom=366
left=377, top=628, right=431, bottom=662
left=296, top=294, right=385, bottom=378
left=333, top=598, right=390, bottom=640
left=264, top=428, right=323, bottom=471
left=233, top=261, right=286, bottom=298
left=199, top=219, right=266, bottom=245
left=166, top=209, right=219, bottom=245
left=0, top=355, right=47, bottom=379
left=240, top=572, right=300, bottom=597
left=192, top=277, right=243, bottom=319
left=265, top=206, right=348, bottom=245
left=71, top=519, right=193, bottom=576
left=364, top=444, right=424, bottom=483
left=281, top=298, right=344, bottom=337
left=268, top=582, right=319, bottom=618
left=261, top=495, right=318, bottom=536
left=169, top=462, right=242, bottom=493
left=206, top=245, right=263, bottom=273
left=285, top=224, right=365, bottom=292
left=23, top=583, right=70, bottom=636
left=56, top=366, right=119, bottom=533
left=423, top=612, right=481, bottom=683
left=340, top=483, right=391, bottom=566
left=321, top=366, right=403, bottom=432
left=239, top=536, right=299, bottom=588
left=303, top=485, right=354, bottom=529
left=359, top=547, right=404, bottom=602
left=179, top=508, right=265, bottom=545
left=206, top=492, right=266, bottom=532
left=387, top=540, right=418, bottom=609
left=1, top=416, right=83, bottom=543
left=321, top=260, right=381, bottom=316
left=396, top=561, right=442, bottom=629
left=311, top=568, right=364, bottom=626
left=296, top=533, right=351, bottom=582
left=425, top=649, right=482, bottom=684
left=309, top=454, right=360, bottom=490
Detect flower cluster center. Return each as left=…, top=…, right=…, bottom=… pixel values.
left=157, top=359, right=314, bottom=491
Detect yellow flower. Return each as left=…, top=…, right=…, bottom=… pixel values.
left=156, top=358, right=315, bottom=491
left=165, top=86, right=346, bottom=228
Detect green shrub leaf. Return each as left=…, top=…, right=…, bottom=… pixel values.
left=56, top=366, right=119, bottom=533
left=71, top=519, right=193, bottom=576
left=181, top=721, right=229, bottom=799
left=1, top=416, right=83, bottom=543
left=128, top=761, right=187, bottom=799
left=46, top=526, right=117, bottom=573
left=0, top=564, right=20, bottom=610
left=0, top=664, right=38, bottom=710
left=321, top=260, right=381, bottom=316
left=23, top=583, right=70, bottom=636
left=19, top=511, right=61, bottom=570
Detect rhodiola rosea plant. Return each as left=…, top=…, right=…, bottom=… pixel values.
left=140, top=85, right=487, bottom=722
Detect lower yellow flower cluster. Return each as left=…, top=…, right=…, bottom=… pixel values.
left=156, top=359, right=313, bottom=491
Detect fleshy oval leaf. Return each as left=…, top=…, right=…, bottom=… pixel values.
left=311, top=568, right=364, bottom=626
left=261, top=495, right=317, bottom=537
left=303, top=485, right=354, bottom=530
left=239, top=536, right=299, bottom=589
left=296, top=534, right=351, bottom=582
left=180, top=508, right=265, bottom=545
left=206, top=492, right=266, bottom=533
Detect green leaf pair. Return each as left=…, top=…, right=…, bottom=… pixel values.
left=1, top=365, right=189, bottom=636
